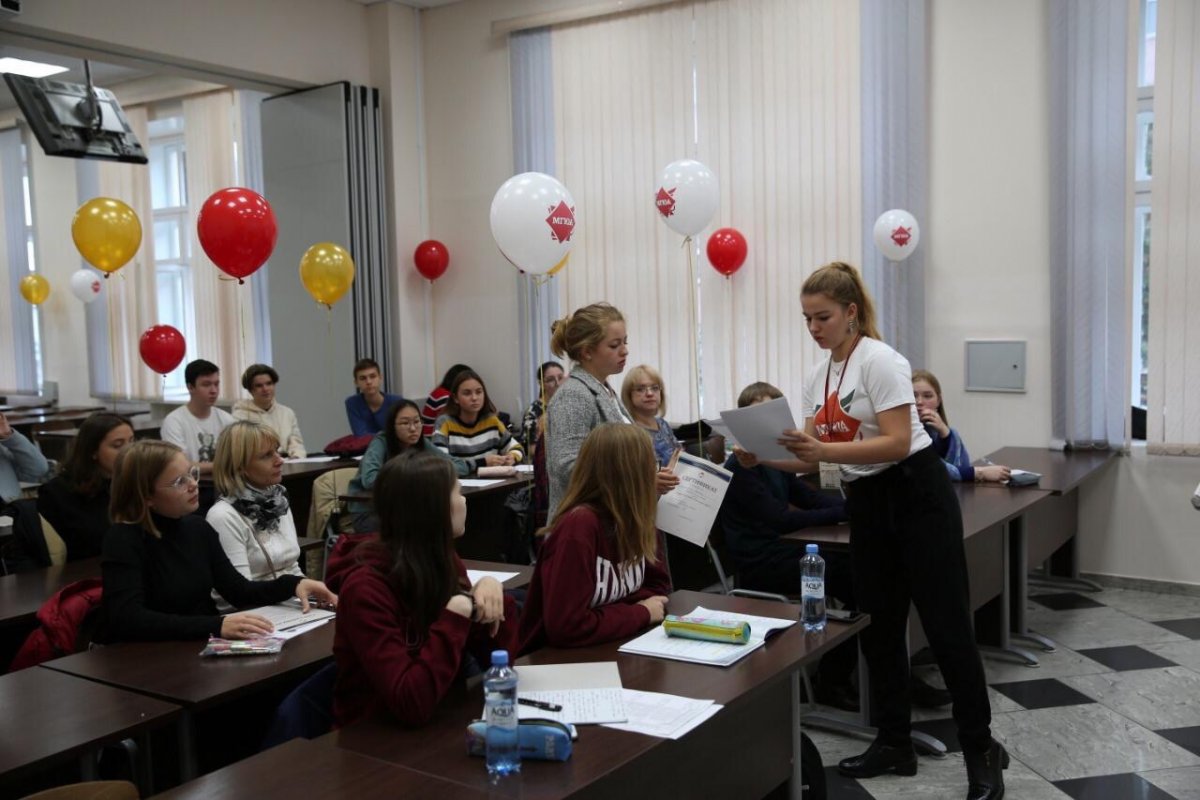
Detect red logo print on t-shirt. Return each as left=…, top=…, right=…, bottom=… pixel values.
left=814, top=390, right=861, bottom=443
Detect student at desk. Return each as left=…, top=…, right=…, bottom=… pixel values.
left=519, top=423, right=671, bottom=653
left=767, top=262, right=1004, bottom=799
left=100, top=440, right=336, bottom=642
left=207, top=422, right=305, bottom=610
left=232, top=363, right=306, bottom=458
left=0, top=410, right=51, bottom=504
left=328, top=450, right=516, bottom=727
left=621, top=364, right=679, bottom=466
left=431, top=370, right=523, bottom=474
left=347, top=400, right=465, bottom=532
left=420, top=363, right=472, bottom=438
left=345, top=358, right=403, bottom=436
left=37, top=412, right=134, bottom=560
left=912, top=370, right=1012, bottom=484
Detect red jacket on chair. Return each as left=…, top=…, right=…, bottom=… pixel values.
left=11, top=578, right=103, bottom=670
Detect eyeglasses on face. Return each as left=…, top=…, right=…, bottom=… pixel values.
left=634, top=384, right=661, bottom=394
left=161, top=465, right=201, bottom=491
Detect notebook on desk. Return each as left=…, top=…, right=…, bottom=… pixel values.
left=242, top=598, right=336, bottom=632
left=619, top=606, right=796, bottom=667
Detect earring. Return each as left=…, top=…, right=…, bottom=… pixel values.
left=848, top=319, right=857, bottom=334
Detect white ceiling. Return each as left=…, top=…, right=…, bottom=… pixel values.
left=350, top=0, right=465, bottom=7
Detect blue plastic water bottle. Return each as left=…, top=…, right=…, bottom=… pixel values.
left=484, top=650, right=520, bottom=778
left=801, top=544, right=827, bottom=632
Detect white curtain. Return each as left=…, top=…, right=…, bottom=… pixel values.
left=1146, top=0, right=1200, bottom=454
left=0, top=128, right=33, bottom=391
left=1047, top=0, right=1129, bottom=451
left=694, top=0, right=862, bottom=412
left=96, top=106, right=161, bottom=400
left=184, top=91, right=257, bottom=403
left=550, top=0, right=861, bottom=418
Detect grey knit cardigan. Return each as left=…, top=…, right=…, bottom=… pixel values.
left=544, top=367, right=630, bottom=520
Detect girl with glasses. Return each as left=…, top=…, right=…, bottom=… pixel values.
left=348, top=399, right=465, bottom=533
left=100, top=439, right=337, bottom=642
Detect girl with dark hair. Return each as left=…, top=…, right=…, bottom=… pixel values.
left=37, top=412, right=134, bottom=559
left=328, top=450, right=516, bottom=728
left=912, top=369, right=1012, bottom=484
left=432, top=370, right=523, bottom=474
left=420, top=363, right=473, bottom=437
left=347, top=399, right=465, bottom=532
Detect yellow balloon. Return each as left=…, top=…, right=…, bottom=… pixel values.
left=548, top=254, right=569, bottom=276
left=299, top=242, right=355, bottom=307
left=19, top=274, right=50, bottom=305
left=72, top=197, right=142, bottom=274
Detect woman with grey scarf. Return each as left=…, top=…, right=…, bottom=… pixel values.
left=207, top=421, right=304, bottom=610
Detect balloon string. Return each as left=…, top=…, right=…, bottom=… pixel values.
left=685, top=236, right=702, bottom=454
left=427, top=280, right=438, bottom=383
left=106, top=272, right=117, bottom=411
left=326, top=305, right=334, bottom=406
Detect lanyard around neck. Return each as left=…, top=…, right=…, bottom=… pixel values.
left=822, top=334, right=863, bottom=418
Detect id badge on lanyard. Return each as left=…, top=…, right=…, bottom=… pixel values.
left=815, top=335, right=863, bottom=491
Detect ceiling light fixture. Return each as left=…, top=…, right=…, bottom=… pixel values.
left=0, top=57, right=69, bottom=78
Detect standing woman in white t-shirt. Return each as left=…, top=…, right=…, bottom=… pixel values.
left=779, top=262, right=1004, bottom=800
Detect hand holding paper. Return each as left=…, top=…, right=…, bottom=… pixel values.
left=779, top=428, right=825, bottom=463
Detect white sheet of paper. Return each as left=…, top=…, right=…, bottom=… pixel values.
left=460, top=478, right=505, bottom=488
left=466, top=569, right=519, bottom=586
left=514, top=464, right=534, bottom=473
left=287, top=456, right=339, bottom=464
left=719, top=396, right=799, bottom=462
left=656, top=452, right=732, bottom=547
left=601, top=689, right=723, bottom=739
left=517, top=688, right=627, bottom=724
left=271, top=617, right=332, bottom=640
left=242, top=601, right=336, bottom=632
left=618, top=606, right=796, bottom=667
left=517, top=661, right=622, bottom=691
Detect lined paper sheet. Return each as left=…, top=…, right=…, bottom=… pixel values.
left=601, top=690, right=722, bottom=739
left=517, top=688, right=627, bottom=724
left=242, top=601, right=336, bottom=632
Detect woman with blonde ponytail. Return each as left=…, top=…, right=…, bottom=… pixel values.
left=740, top=262, right=1004, bottom=800
left=544, top=302, right=677, bottom=519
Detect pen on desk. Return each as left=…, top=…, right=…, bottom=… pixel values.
left=518, top=698, right=563, bottom=712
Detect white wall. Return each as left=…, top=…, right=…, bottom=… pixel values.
left=926, top=0, right=1053, bottom=457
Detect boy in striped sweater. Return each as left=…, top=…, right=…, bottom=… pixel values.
left=432, top=370, right=523, bottom=474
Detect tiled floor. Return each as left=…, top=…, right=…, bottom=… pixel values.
left=805, top=585, right=1200, bottom=799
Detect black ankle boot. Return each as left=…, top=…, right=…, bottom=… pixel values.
left=838, top=739, right=918, bottom=778
left=964, top=739, right=1009, bottom=800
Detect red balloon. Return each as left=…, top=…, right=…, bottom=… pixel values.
left=414, top=240, right=450, bottom=281
left=706, top=228, right=748, bottom=277
left=196, top=188, right=278, bottom=283
left=139, top=325, right=186, bottom=376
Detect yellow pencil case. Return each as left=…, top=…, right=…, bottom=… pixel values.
left=662, top=615, right=751, bottom=644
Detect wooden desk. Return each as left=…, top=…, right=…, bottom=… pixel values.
left=0, top=667, right=179, bottom=786
left=333, top=590, right=867, bottom=800
left=155, top=736, right=490, bottom=799
left=0, top=557, right=102, bottom=630
left=41, top=621, right=336, bottom=780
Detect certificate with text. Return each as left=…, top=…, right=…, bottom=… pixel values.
left=656, top=451, right=733, bottom=547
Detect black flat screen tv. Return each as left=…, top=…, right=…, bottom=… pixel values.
left=3, top=73, right=148, bottom=164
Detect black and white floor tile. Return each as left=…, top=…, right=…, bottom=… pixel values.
left=804, top=585, right=1200, bottom=799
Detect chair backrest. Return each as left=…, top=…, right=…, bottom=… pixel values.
left=307, top=468, right=359, bottom=540
left=260, top=662, right=338, bottom=751
left=0, top=498, right=51, bottom=573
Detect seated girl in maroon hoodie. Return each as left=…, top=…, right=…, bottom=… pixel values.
left=328, top=450, right=517, bottom=728
left=519, top=423, right=672, bottom=653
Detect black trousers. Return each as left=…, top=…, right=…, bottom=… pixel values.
left=844, top=446, right=992, bottom=754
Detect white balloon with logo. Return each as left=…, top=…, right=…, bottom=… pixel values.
left=70, top=268, right=103, bottom=304
left=872, top=209, right=921, bottom=262
left=655, top=159, right=719, bottom=238
left=490, top=172, right=578, bottom=275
